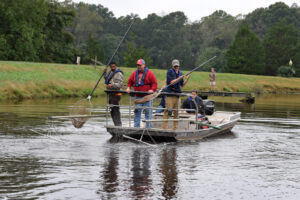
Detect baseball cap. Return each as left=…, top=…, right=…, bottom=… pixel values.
left=137, top=59, right=145, bottom=65
left=172, top=59, right=180, bottom=67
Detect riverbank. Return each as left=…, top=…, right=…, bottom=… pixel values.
left=1, top=61, right=300, bottom=100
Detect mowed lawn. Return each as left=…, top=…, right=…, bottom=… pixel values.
left=1, top=61, right=300, bottom=100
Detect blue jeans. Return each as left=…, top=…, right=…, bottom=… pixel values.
left=134, top=96, right=153, bottom=128
left=155, top=105, right=164, bottom=113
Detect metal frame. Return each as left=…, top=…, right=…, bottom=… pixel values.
left=104, top=104, right=200, bottom=130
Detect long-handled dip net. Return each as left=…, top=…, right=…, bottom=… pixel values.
left=70, top=99, right=93, bottom=128
left=70, top=20, right=135, bottom=128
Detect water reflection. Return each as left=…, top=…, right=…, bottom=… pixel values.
left=161, top=148, right=178, bottom=199
left=130, top=149, right=153, bottom=199
left=98, top=143, right=181, bottom=199
left=99, top=149, right=119, bottom=199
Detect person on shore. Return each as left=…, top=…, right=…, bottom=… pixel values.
left=162, top=59, right=190, bottom=130
left=209, top=67, right=216, bottom=91
left=126, top=59, right=157, bottom=128
left=181, top=90, right=203, bottom=114
left=104, top=61, right=124, bottom=126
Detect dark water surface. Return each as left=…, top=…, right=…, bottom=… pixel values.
left=0, top=95, right=300, bottom=200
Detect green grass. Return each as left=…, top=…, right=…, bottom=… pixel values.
left=1, top=61, right=300, bottom=100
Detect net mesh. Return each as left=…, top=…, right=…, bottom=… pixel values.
left=70, top=99, right=92, bottom=128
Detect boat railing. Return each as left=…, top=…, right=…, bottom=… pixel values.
left=104, top=90, right=201, bottom=130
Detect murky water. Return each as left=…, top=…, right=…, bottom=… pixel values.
left=0, top=95, right=300, bottom=200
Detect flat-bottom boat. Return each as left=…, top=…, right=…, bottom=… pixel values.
left=106, top=111, right=240, bottom=142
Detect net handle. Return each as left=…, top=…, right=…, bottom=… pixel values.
left=87, top=19, right=135, bottom=100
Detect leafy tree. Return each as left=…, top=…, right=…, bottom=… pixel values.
left=0, top=0, right=77, bottom=63
left=90, top=4, right=119, bottom=35
left=293, top=45, right=300, bottom=77
left=263, top=19, right=299, bottom=76
left=0, top=0, right=48, bottom=61
left=122, top=41, right=152, bottom=67
left=40, top=0, right=77, bottom=63
left=81, top=34, right=105, bottom=64
left=100, top=33, right=120, bottom=64
left=198, top=10, right=241, bottom=49
left=226, top=25, right=265, bottom=75
left=196, top=47, right=226, bottom=72
left=0, top=36, right=7, bottom=59
left=72, top=2, right=103, bottom=45
left=167, top=40, right=194, bottom=69
left=244, top=2, right=300, bottom=40
left=185, top=22, right=203, bottom=60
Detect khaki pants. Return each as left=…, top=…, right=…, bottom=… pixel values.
left=162, top=96, right=180, bottom=130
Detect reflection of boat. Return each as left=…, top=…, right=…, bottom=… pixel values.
left=105, top=90, right=241, bottom=143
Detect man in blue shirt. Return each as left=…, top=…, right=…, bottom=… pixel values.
left=162, top=59, right=190, bottom=130
left=181, top=90, right=203, bottom=114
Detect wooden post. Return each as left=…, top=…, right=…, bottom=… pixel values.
left=76, top=56, right=80, bottom=65
left=94, top=56, right=97, bottom=70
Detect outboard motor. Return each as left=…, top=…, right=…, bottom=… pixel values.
left=202, top=99, right=215, bottom=115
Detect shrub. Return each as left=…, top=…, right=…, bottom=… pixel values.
left=278, top=65, right=295, bottom=77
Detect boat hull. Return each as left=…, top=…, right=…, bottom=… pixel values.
left=106, top=119, right=238, bottom=142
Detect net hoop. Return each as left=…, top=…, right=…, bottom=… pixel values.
left=70, top=99, right=92, bottom=128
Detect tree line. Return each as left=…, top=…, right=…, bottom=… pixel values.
left=0, top=0, right=300, bottom=77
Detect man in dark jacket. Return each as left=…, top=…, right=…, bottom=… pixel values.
left=162, top=59, right=190, bottom=130
left=181, top=91, right=203, bottom=114
left=104, top=61, right=124, bottom=126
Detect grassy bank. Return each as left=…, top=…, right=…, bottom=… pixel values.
left=1, top=61, right=300, bottom=100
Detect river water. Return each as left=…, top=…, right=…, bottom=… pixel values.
left=0, top=95, right=300, bottom=200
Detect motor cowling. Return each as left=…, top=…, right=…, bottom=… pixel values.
left=202, top=99, right=215, bottom=115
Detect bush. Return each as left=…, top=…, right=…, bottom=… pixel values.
left=278, top=65, right=295, bottom=77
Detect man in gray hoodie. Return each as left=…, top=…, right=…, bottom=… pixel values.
left=104, top=61, right=124, bottom=126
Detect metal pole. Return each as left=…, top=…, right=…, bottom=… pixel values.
left=129, top=95, right=132, bottom=127
left=177, top=96, right=180, bottom=127
left=193, top=98, right=198, bottom=130
left=87, top=20, right=135, bottom=100
left=106, top=94, right=109, bottom=126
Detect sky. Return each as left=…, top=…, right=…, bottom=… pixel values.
left=67, top=0, right=298, bottom=21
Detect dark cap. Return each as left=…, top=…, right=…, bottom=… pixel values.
left=109, top=61, right=117, bottom=65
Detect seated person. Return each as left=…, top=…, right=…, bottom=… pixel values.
left=181, top=91, right=203, bottom=114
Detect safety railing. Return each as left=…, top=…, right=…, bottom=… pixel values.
left=104, top=90, right=201, bottom=130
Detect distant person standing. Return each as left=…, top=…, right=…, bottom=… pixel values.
left=104, top=61, right=124, bottom=126
left=209, top=68, right=216, bottom=91
left=126, top=59, right=157, bottom=128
